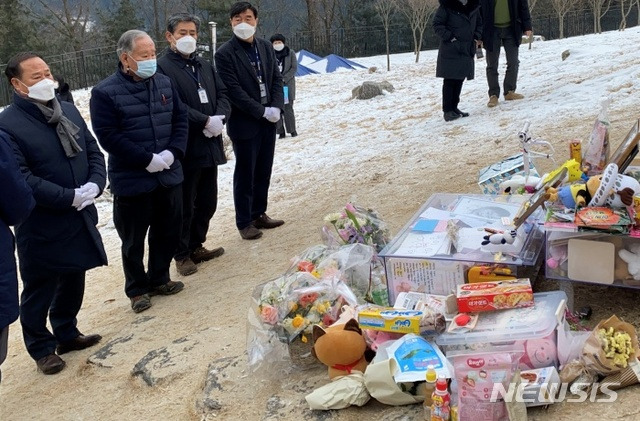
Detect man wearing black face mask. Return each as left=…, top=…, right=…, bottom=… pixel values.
left=0, top=52, right=107, bottom=375
left=157, top=13, right=231, bottom=277
left=215, top=1, right=285, bottom=241
left=91, top=30, right=188, bottom=313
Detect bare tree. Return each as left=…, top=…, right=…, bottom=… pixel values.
left=396, top=0, right=439, bottom=63
left=529, top=0, right=540, bottom=12
left=619, top=0, right=637, bottom=30
left=28, top=0, right=98, bottom=52
left=549, top=0, right=579, bottom=38
left=303, top=0, right=338, bottom=54
left=138, top=0, right=185, bottom=41
left=375, top=0, right=395, bottom=71
left=587, top=0, right=612, bottom=33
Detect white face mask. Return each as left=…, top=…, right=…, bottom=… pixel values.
left=233, top=22, right=256, bottom=40
left=20, top=78, right=56, bottom=102
left=175, top=35, right=197, bottom=55
left=273, top=43, right=284, bottom=51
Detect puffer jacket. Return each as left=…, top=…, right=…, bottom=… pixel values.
left=90, top=65, right=188, bottom=196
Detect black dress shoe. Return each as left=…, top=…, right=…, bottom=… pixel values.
left=290, top=131, right=298, bottom=137
left=455, top=108, right=470, bottom=117
left=278, top=133, right=286, bottom=139
left=253, top=213, right=284, bottom=229
left=37, top=354, right=66, bottom=375
left=239, top=225, right=263, bottom=240
left=443, top=111, right=461, bottom=122
left=57, top=334, right=102, bottom=355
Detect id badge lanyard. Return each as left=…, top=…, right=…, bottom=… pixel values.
left=186, top=64, right=209, bottom=104
left=248, top=44, right=268, bottom=104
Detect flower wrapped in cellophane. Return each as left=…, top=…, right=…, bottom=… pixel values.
left=322, top=203, right=390, bottom=253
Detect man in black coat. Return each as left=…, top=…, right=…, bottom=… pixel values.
left=215, top=2, right=285, bottom=240
left=0, top=52, right=107, bottom=375
left=158, top=13, right=231, bottom=276
left=91, top=30, right=188, bottom=313
left=0, top=129, right=34, bottom=384
left=480, top=0, right=532, bottom=107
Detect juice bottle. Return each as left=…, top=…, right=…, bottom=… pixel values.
left=431, top=375, right=451, bottom=421
left=423, top=365, right=437, bottom=420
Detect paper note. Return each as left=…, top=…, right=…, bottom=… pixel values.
left=393, top=232, right=450, bottom=257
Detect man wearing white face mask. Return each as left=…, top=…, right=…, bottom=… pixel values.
left=157, top=13, right=231, bottom=277
left=90, top=30, right=188, bottom=313
left=215, top=1, right=285, bottom=241
left=0, top=52, right=107, bottom=375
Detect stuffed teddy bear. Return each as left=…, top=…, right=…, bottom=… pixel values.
left=312, top=318, right=374, bottom=380
left=618, top=243, right=640, bottom=281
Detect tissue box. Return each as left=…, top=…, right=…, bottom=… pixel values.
left=357, top=306, right=423, bottom=334
left=478, top=154, right=539, bottom=194
left=456, top=279, right=534, bottom=313
left=519, top=366, right=561, bottom=407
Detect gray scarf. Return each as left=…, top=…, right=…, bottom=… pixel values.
left=34, top=97, right=82, bottom=157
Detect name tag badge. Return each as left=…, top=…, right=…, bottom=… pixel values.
left=198, top=88, right=209, bottom=104
left=259, top=83, right=268, bottom=104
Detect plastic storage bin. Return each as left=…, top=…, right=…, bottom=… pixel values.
left=379, top=194, right=546, bottom=305
left=436, top=291, right=567, bottom=370
left=545, top=224, right=640, bottom=288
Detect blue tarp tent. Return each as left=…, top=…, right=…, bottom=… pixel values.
left=296, top=49, right=323, bottom=66
left=306, top=54, right=367, bottom=74
left=296, top=63, right=319, bottom=77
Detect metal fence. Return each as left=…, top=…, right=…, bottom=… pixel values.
left=0, top=6, right=636, bottom=107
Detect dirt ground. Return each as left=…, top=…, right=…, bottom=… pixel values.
left=3, top=79, right=640, bottom=420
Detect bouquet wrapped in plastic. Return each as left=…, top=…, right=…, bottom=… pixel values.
left=322, top=203, right=391, bottom=253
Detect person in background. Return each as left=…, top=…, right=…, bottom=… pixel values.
left=90, top=30, right=187, bottom=313
left=0, top=52, right=107, bottom=375
left=0, top=129, right=35, bottom=383
left=480, top=0, right=532, bottom=108
left=54, top=75, right=74, bottom=104
left=215, top=2, right=285, bottom=240
left=269, top=34, right=297, bottom=139
left=433, top=0, right=482, bottom=122
left=158, top=13, right=231, bottom=277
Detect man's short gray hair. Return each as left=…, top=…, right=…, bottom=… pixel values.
left=166, top=13, right=201, bottom=33
left=117, top=30, right=149, bottom=57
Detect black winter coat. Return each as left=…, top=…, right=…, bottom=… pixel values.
left=0, top=130, right=34, bottom=329
left=90, top=66, right=188, bottom=196
left=0, top=94, right=107, bottom=278
left=157, top=49, right=231, bottom=169
left=215, top=36, right=284, bottom=140
left=480, top=0, right=532, bottom=51
left=434, top=0, right=482, bottom=81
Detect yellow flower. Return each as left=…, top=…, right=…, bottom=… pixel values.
left=301, top=335, right=308, bottom=343
left=292, top=315, right=305, bottom=328
left=316, top=303, right=326, bottom=313
left=311, top=269, right=320, bottom=278
left=289, top=302, right=298, bottom=312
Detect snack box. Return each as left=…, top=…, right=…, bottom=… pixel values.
left=357, top=306, right=422, bottom=334
left=437, top=291, right=567, bottom=371
left=456, top=278, right=534, bottom=313
left=519, top=366, right=561, bottom=407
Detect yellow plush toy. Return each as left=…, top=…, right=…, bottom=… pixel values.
left=312, top=318, right=374, bottom=380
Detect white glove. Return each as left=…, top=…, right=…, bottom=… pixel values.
left=79, top=182, right=100, bottom=199
left=203, top=127, right=215, bottom=138
left=263, top=107, right=281, bottom=123
left=146, top=153, right=170, bottom=173
left=159, top=150, right=174, bottom=167
left=77, top=198, right=95, bottom=211
left=205, top=115, right=224, bottom=137
left=72, top=188, right=90, bottom=208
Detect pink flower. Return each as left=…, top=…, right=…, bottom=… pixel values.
left=260, top=305, right=278, bottom=325
left=297, top=261, right=315, bottom=272
left=345, top=203, right=356, bottom=213
left=338, top=228, right=351, bottom=241
left=322, top=313, right=336, bottom=326
left=299, top=292, right=319, bottom=307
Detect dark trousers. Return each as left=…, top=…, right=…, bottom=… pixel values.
left=442, top=79, right=464, bottom=112
left=175, top=166, right=219, bottom=260
left=276, top=101, right=296, bottom=135
left=486, top=26, right=520, bottom=97
left=0, top=325, right=8, bottom=383
left=19, top=270, right=84, bottom=360
left=232, top=124, right=276, bottom=230
left=113, top=185, right=182, bottom=298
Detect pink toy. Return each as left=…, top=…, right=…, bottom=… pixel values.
left=364, top=329, right=404, bottom=351
left=520, top=337, right=557, bottom=369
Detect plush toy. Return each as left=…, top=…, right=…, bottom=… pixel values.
left=481, top=229, right=517, bottom=245
left=312, top=318, right=374, bottom=380
left=520, top=337, right=557, bottom=369
left=545, top=182, right=589, bottom=209
left=618, top=243, right=640, bottom=281
left=586, top=163, right=640, bottom=208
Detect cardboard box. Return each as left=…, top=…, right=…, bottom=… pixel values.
left=357, top=306, right=423, bottom=334
left=456, top=279, right=534, bottom=313
left=519, top=366, right=561, bottom=407
left=478, top=154, right=539, bottom=194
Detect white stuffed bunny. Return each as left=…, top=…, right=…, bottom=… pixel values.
left=618, top=243, right=640, bottom=280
